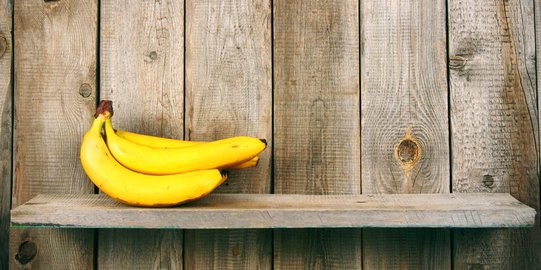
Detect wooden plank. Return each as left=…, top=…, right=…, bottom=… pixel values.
left=0, top=1, right=12, bottom=269
left=98, top=229, right=183, bottom=269
left=185, top=229, right=271, bottom=269
left=11, top=193, right=536, bottom=228
left=273, top=0, right=361, bottom=269
left=184, top=0, right=272, bottom=269
left=449, top=0, right=541, bottom=268
left=99, top=0, right=184, bottom=269
left=537, top=0, right=541, bottom=262
left=360, top=0, right=450, bottom=269
left=10, top=1, right=97, bottom=269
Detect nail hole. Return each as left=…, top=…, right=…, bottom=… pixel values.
left=149, top=51, right=158, bottom=60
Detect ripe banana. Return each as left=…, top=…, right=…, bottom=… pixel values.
left=104, top=118, right=266, bottom=175
left=80, top=112, right=227, bottom=207
left=115, top=129, right=259, bottom=169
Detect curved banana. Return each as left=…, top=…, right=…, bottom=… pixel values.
left=116, top=129, right=201, bottom=148
left=115, top=129, right=259, bottom=169
left=80, top=113, right=227, bottom=207
left=104, top=118, right=266, bottom=175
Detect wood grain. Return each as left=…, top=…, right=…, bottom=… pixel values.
left=185, top=229, right=271, bottom=270
left=10, top=0, right=97, bottom=269
left=360, top=0, right=450, bottom=269
left=99, top=229, right=183, bottom=270
left=184, top=0, right=272, bottom=193
left=184, top=0, right=272, bottom=269
left=273, top=0, right=361, bottom=268
left=12, top=193, right=535, bottom=228
left=0, top=1, right=11, bottom=269
left=537, top=0, right=541, bottom=261
left=449, top=0, right=541, bottom=268
left=99, top=0, right=185, bottom=269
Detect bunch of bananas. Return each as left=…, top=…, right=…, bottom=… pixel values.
left=80, top=100, right=267, bottom=207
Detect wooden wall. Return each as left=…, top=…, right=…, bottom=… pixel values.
left=1, top=0, right=540, bottom=269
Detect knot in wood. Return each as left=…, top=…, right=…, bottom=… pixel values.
left=15, top=240, right=37, bottom=265
left=79, top=83, right=92, bottom=98
left=395, top=129, right=422, bottom=171
left=467, top=263, right=485, bottom=270
left=397, top=139, right=418, bottom=163
left=449, top=55, right=467, bottom=70
left=482, top=175, right=494, bottom=188
left=147, top=51, right=158, bottom=61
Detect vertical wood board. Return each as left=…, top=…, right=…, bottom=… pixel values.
left=101, top=0, right=184, bottom=136
left=10, top=0, right=97, bottom=269
left=449, top=0, right=541, bottom=268
left=536, top=0, right=541, bottom=262
left=184, top=0, right=273, bottom=269
left=0, top=1, right=11, bottom=269
left=273, top=1, right=362, bottom=269
left=99, top=0, right=185, bottom=269
left=185, top=229, right=271, bottom=270
left=98, top=229, right=183, bottom=270
left=274, top=0, right=360, bottom=195
left=360, top=0, right=450, bottom=269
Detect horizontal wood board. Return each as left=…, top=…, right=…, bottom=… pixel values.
left=11, top=193, right=535, bottom=229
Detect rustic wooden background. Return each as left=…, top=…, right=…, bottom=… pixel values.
left=1, top=0, right=540, bottom=269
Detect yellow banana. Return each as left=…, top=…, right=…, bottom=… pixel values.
left=115, top=129, right=259, bottom=169
left=104, top=118, right=266, bottom=175
left=80, top=112, right=227, bottom=207
left=116, top=130, right=201, bottom=148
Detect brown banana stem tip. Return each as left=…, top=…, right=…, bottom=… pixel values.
left=95, top=100, right=113, bottom=118
left=259, top=138, right=267, bottom=146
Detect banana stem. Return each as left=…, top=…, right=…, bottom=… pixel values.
left=95, top=100, right=114, bottom=118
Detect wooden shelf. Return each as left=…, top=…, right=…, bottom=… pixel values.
left=10, top=193, right=535, bottom=229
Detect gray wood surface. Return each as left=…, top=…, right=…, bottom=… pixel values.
left=11, top=193, right=535, bottom=228
left=99, top=229, right=183, bottom=270
left=273, top=0, right=361, bottom=269
left=99, top=0, right=185, bottom=269
left=10, top=1, right=97, bottom=269
left=185, top=229, right=271, bottom=270
left=360, top=0, right=450, bottom=269
left=184, top=0, right=273, bottom=269
left=537, top=0, right=541, bottom=263
left=0, top=1, right=11, bottom=269
left=537, top=0, right=541, bottom=262
left=449, top=0, right=541, bottom=268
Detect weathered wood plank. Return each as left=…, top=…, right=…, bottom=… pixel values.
left=184, top=0, right=272, bottom=193
left=185, top=229, right=271, bottom=270
left=274, top=228, right=361, bottom=270
left=99, top=0, right=185, bottom=269
left=98, top=229, right=183, bottom=270
left=449, top=0, right=541, bottom=268
left=360, top=0, right=450, bottom=268
left=184, top=0, right=272, bottom=269
left=10, top=1, right=97, bottom=269
left=0, top=1, right=12, bottom=269
left=537, top=0, right=541, bottom=262
left=11, top=193, right=536, bottom=228
left=273, top=0, right=361, bottom=268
